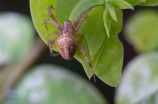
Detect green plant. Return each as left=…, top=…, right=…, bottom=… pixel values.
left=30, top=0, right=158, bottom=86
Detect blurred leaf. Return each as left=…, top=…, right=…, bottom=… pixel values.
left=115, top=52, right=158, bottom=104
left=139, top=0, right=158, bottom=6
left=2, top=65, right=108, bottom=104
left=123, top=0, right=145, bottom=6
left=30, top=0, right=123, bottom=86
left=124, top=9, right=158, bottom=53
left=109, top=0, right=134, bottom=10
left=0, top=12, right=35, bottom=65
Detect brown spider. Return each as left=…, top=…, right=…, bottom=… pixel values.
left=44, top=4, right=103, bottom=82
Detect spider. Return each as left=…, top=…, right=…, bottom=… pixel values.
left=44, top=4, right=103, bottom=82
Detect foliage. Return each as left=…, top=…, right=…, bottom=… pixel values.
left=30, top=0, right=158, bottom=86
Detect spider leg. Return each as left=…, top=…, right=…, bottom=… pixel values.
left=75, top=34, right=83, bottom=42
left=78, top=42, right=96, bottom=82
left=48, top=5, right=63, bottom=30
left=48, top=32, right=61, bottom=56
left=75, top=15, right=88, bottom=32
left=48, top=31, right=61, bottom=45
left=74, top=4, right=103, bottom=27
left=44, top=20, right=62, bottom=32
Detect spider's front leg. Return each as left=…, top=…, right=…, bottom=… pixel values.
left=44, top=20, right=63, bottom=32
left=48, top=5, right=63, bottom=30
left=75, top=15, right=88, bottom=32
left=78, top=42, right=96, bottom=82
left=48, top=31, right=61, bottom=56
left=74, top=4, right=103, bottom=28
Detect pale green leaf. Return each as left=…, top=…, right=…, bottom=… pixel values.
left=109, top=0, right=134, bottom=10
left=103, top=9, right=111, bottom=38
left=108, top=4, right=117, bottom=22
left=124, top=0, right=145, bottom=6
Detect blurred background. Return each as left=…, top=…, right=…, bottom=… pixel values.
left=0, top=0, right=158, bottom=104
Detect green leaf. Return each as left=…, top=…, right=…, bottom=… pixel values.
left=124, top=9, right=158, bottom=53
left=139, top=0, right=158, bottom=6
left=69, top=0, right=103, bottom=22
left=2, top=65, right=108, bottom=104
left=55, top=0, right=80, bottom=24
left=94, top=7, right=123, bottom=86
left=86, top=7, right=106, bottom=61
left=124, top=0, right=145, bottom=6
left=115, top=52, right=158, bottom=104
left=103, top=9, right=112, bottom=38
left=108, top=4, right=117, bottom=22
left=109, top=0, right=134, bottom=10
left=30, top=0, right=57, bottom=50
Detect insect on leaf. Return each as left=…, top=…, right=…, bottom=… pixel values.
left=30, top=0, right=123, bottom=86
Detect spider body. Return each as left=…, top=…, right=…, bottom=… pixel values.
left=57, top=32, right=78, bottom=60
left=44, top=4, right=103, bottom=82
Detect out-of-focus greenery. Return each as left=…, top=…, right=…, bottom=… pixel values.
left=115, top=8, right=158, bottom=104
left=115, top=52, right=158, bottom=104
left=2, top=65, right=108, bottom=104
left=0, top=12, right=35, bottom=65
left=124, top=9, right=158, bottom=53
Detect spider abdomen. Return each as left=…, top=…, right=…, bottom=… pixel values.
left=57, top=34, right=78, bottom=60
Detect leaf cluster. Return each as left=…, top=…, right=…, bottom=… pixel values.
left=30, top=0, right=158, bottom=86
